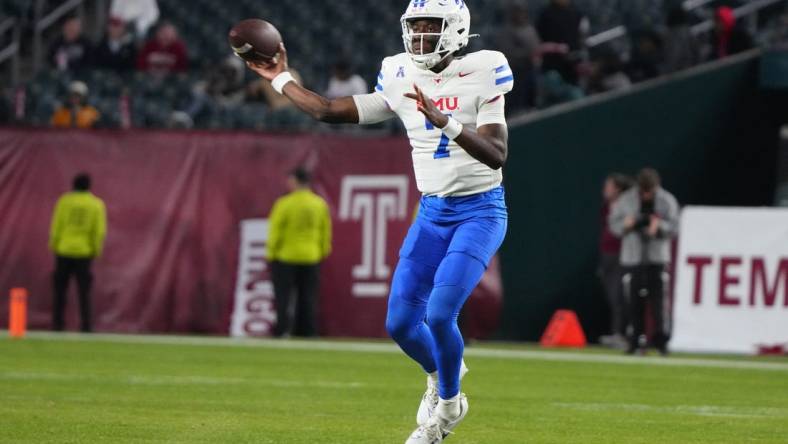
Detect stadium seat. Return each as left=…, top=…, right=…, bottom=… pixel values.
left=16, top=0, right=780, bottom=129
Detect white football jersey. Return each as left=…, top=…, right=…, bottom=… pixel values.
left=354, top=50, right=513, bottom=197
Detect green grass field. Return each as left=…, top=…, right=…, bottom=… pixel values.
left=1, top=333, right=787, bottom=443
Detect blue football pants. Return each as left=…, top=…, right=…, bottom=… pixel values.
left=386, top=215, right=506, bottom=399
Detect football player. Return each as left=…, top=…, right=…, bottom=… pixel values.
left=247, top=1, right=513, bottom=442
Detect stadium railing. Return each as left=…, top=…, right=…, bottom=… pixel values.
left=586, top=0, right=788, bottom=50
left=691, top=0, right=788, bottom=35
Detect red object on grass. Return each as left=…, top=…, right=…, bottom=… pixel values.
left=540, top=309, right=587, bottom=348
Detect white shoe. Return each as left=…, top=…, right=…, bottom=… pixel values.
left=417, top=360, right=469, bottom=426
left=406, top=394, right=469, bottom=444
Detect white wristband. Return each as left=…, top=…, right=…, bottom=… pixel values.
left=441, top=117, right=463, bottom=140
left=271, top=71, right=296, bottom=94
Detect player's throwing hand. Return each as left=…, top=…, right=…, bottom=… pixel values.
left=246, top=43, right=288, bottom=81
left=404, top=84, right=449, bottom=129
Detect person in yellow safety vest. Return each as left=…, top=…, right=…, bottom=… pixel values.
left=49, top=173, right=107, bottom=332
left=267, top=167, right=332, bottom=338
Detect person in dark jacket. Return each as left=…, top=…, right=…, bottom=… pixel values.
left=48, top=15, right=92, bottom=73
left=627, top=29, right=664, bottom=83
left=662, top=6, right=701, bottom=73
left=598, top=173, right=633, bottom=348
left=0, top=91, right=10, bottom=123
left=495, top=4, right=541, bottom=111
left=93, top=17, right=137, bottom=72
left=537, top=0, right=586, bottom=85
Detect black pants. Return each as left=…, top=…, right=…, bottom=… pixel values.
left=52, top=256, right=93, bottom=332
left=623, top=264, right=669, bottom=350
left=599, top=253, right=627, bottom=336
left=271, top=262, right=319, bottom=337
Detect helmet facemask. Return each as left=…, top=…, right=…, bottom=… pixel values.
left=400, top=1, right=472, bottom=71
left=401, top=16, right=456, bottom=70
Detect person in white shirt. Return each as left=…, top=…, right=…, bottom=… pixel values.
left=324, top=59, right=368, bottom=99
left=110, top=0, right=159, bottom=40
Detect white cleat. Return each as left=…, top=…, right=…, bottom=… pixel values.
left=417, top=360, right=468, bottom=426
left=406, top=394, right=469, bottom=444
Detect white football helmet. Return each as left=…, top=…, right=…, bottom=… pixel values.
left=401, top=0, right=472, bottom=70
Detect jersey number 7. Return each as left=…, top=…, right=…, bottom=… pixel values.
left=425, top=116, right=451, bottom=159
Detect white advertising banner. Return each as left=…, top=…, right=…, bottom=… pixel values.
left=672, top=207, right=788, bottom=353
left=230, top=219, right=277, bottom=337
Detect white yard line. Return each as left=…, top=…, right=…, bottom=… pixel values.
left=6, top=331, right=788, bottom=372
left=0, top=370, right=366, bottom=389
left=553, top=402, right=788, bottom=419
left=466, top=347, right=788, bottom=371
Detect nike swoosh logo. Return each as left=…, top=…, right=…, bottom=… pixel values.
left=458, top=72, right=473, bottom=78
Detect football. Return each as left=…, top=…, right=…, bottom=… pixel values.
left=228, top=19, right=282, bottom=63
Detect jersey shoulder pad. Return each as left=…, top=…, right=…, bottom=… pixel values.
left=376, top=53, right=410, bottom=91
left=385, top=52, right=411, bottom=66
left=375, top=53, right=411, bottom=106
left=470, top=50, right=514, bottom=97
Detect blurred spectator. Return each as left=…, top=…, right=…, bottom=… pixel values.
left=609, top=168, right=679, bottom=356
left=167, top=111, right=194, bottom=129
left=764, top=12, right=788, bottom=48
left=587, top=49, right=631, bottom=94
left=247, top=68, right=304, bottom=111
left=48, top=16, right=92, bottom=73
left=49, top=173, right=107, bottom=333
left=324, top=59, right=368, bottom=99
left=540, top=70, right=584, bottom=107
left=537, top=0, right=588, bottom=85
left=662, top=6, right=701, bottom=74
left=268, top=168, right=332, bottom=338
left=137, top=22, right=188, bottom=75
left=597, top=173, right=633, bottom=349
left=93, top=17, right=137, bottom=72
left=206, top=56, right=246, bottom=106
left=627, top=30, right=664, bottom=83
left=709, top=6, right=754, bottom=60
left=495, top=3, right=541, bottom=111
left=0, top=91, right=10, bottom=124
left=110, top=0, right=160, bottom=40
left=186, top=55, right=246, bottom=118
left=51, top=81, right=101, bottom=129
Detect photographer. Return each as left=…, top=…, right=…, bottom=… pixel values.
left=609, top=168, right=679, bottom=355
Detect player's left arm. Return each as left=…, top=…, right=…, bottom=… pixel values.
left=458, top=123, right=508, bottom=170
left=405, top=85, right=508, bottom=170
